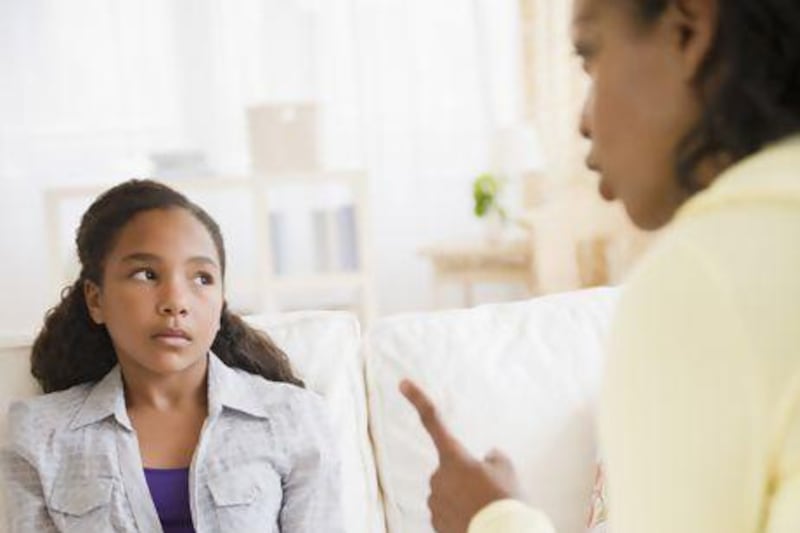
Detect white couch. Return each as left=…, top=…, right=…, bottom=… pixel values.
left=0, top=287, right=618, bottom=533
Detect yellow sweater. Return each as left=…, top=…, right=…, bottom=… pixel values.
left=469, top=135, right=800, bottom=533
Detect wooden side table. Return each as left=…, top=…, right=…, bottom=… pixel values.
left=419, top=239, right=536, bottom=308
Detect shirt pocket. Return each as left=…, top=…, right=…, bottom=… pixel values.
left=207, top=463, right=282, bottom=529
left=48, top=475, right=115, bottom=531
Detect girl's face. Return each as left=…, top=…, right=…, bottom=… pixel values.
left=573, top=0, right=716, bottom=229
left=85, top=208, right=224, bottom=378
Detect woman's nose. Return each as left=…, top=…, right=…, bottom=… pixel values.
left=579, top=87, right=594, bottom=140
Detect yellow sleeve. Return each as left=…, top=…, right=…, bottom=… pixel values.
left=762, top=376, right=800, bottom=532
left=601, top=237, right=800, bottom=533
left=467, top=499, right=556, bottom=533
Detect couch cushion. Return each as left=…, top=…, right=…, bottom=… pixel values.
left=245, top=312, right=384, bottom=533
left=0, top=311, right=383, bottom=533
left=365, top=288, right=619, bottom=533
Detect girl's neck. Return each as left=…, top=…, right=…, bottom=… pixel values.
left=121, top=355, right=209, bottom=411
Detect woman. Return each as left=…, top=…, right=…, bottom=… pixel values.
left=401, top=0, right=800, bottom=531
left=1, top=180, right=342, bottom=532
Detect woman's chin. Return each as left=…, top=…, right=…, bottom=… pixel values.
left=625, top=201, right=674, bottom=231
left=598, top=177, right=616, bottom=201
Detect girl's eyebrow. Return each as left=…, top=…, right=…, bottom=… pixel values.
left=120, top=252, right=161, bottom=263
left=120, top=252, right=219, bottom=269
left=187, top=256, right=220, bottom=269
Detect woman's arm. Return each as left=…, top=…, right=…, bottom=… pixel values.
left=1, top=448, right=58, bottom=533
left=278, top=394, right=344, bottom=532
left=467, top=236, right=800, bottom=533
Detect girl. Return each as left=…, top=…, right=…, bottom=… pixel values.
left=1, top=180, right=343, bottom=532
left=401, top=0, right=800, bottom=532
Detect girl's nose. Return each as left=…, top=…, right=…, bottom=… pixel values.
left=157, top=282, right=189, bottom=317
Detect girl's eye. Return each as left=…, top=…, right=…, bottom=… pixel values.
left=194, top=272, right=214, bottom=286
left=131, top=268, right=157, bottom=281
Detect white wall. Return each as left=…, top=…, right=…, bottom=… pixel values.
left=0, top=0, right=524, bottom=336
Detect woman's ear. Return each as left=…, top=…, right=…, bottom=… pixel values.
left=83, top=280, right=105, bottom=325
left=666, top=0, right=718, bottom=82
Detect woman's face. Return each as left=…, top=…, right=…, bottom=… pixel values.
left=85, top=207, right=224, bottom=378
left=573, top=0, right=715, bottom=229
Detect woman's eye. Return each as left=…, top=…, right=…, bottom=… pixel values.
left=574, top=43, right=596, bottom=71
left=131, top=269, right=156, bottom=281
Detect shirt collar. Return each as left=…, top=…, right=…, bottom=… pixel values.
left=69, top=365, right=132, bottom=431
left=68, top=352, right=276, bottom=432
left=206, top=351, right=275, bottom=420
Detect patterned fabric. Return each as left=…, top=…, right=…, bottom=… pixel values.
left=0, top=352, right=343, bottom=532
left=586, top=461, right=609, bottom=532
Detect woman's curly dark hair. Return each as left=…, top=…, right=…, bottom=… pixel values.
left=630, top=0, right=800, bottom=192
left=32, top=179, right=303, bottom=393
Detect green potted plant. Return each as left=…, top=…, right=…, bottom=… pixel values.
left=472, top=172, right=507, bottom=242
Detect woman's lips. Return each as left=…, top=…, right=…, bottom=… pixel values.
left=586, top=156, right=614, bottom=201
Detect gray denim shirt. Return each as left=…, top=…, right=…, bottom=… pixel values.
left=1, top=352, right=343, bottom=532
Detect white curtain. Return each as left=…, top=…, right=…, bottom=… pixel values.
left=523, top=0, right=590, bottom=181
left=0, top=0, right=523, bottom=331
left=0, top=0, right=181, bottom=183
left=519, top=0, right=655, bottom=289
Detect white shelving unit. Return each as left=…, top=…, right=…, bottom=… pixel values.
left=43, top=172, right=377, bottom=324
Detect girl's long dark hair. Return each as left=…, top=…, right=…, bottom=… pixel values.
left=32, top=179, right=303, bottom=393
left=629, top=0, right=800, bottom=191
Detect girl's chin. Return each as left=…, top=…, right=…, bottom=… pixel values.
left=132, top=351, right=207, bottom=376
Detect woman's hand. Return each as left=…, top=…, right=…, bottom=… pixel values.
left=400, top=379, right=523, bottom=533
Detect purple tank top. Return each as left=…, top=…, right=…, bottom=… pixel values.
left=143, top=467, right=195, bottom=533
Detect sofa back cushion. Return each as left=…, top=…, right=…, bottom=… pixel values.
left=365, top=288, right=618, bottom=533
left=0, top=311, right=383, bottom=533
left=245, top=312, right=384, bottom=533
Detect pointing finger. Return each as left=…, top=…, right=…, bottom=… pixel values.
left=399, top=379, right=471, bottom=462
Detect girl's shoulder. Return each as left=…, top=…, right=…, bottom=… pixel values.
left=222, top=366, right=331, bottom=431
left=6, top=383, right=94, bottom=449
left=229, top=366, right=325, bottom=409
left=222, top=369, right=338, bottom=459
